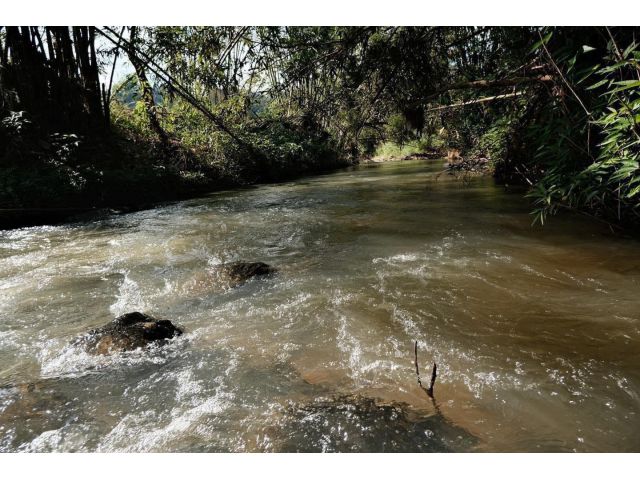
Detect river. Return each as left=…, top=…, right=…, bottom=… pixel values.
left=1, top=159, right=639, bottom=452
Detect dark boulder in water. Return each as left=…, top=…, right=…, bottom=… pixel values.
left=269, top=395, right=477, bottom=452
left=76, top=312, right=183, bottom=355
left=219, top=261, right=277, bottom=285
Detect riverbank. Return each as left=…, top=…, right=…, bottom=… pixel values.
left=360, top=140, right=444, bottom=164
left=0, top=162, right=346, bottom=230
left=0, top=117, right=352, bottom=230
left=360, top=151, right=443, bottom=164
left=0, top=150, right=495, bottom=230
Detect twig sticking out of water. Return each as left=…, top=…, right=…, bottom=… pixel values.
left=428, top=362, right=437, bottom=398
left=414, top=341, right=437, bottom=399
left=414, top=341, right=423, bottom=388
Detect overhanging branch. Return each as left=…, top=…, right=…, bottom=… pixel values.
left=426, top=91, right=524, bottom=112
left=425, top=74, right=553, bottom=101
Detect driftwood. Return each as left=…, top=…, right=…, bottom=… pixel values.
left=445, top=157, right=489, bottom=173
left=414, top=341, right=437, bottom=398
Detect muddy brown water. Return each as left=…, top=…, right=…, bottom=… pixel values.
left=1, top=159, right=639, bottom=452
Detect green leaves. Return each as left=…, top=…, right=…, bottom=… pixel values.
left=609, top=80, right=640, bottom=95
left=586, top=78, right=609, bottom=91
left=526, top=30, right=640, bottom=226
left=529, top=30, right=553, bottom=54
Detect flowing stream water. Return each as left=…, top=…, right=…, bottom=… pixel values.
left=1, top=159, right=639, bottom=452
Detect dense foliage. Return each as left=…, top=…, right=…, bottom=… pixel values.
left=525, top=28, right=640, bottom=227
left=1, top=26, right=640, bottom=229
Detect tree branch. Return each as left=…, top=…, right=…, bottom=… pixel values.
left=425, top=74, right=553, bottom=101
left=425, top=91, right=524, bottom=112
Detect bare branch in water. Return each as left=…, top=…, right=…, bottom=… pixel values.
left=427, top=363, right=437, bottom=398
left=414, top=341, right=437, bottom=399
left=414, top=341, right=422, bottom=388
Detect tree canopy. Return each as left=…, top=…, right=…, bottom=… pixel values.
left=2, top=26, right=640, bottom=228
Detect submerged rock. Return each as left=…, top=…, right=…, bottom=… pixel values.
left=182, top=261, right=278, bottom=295
left=267, top=394, right=477, bottom=452
left=0, top=380, right=70, bottom=449
left=76, top=312, right=183, bottom=355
